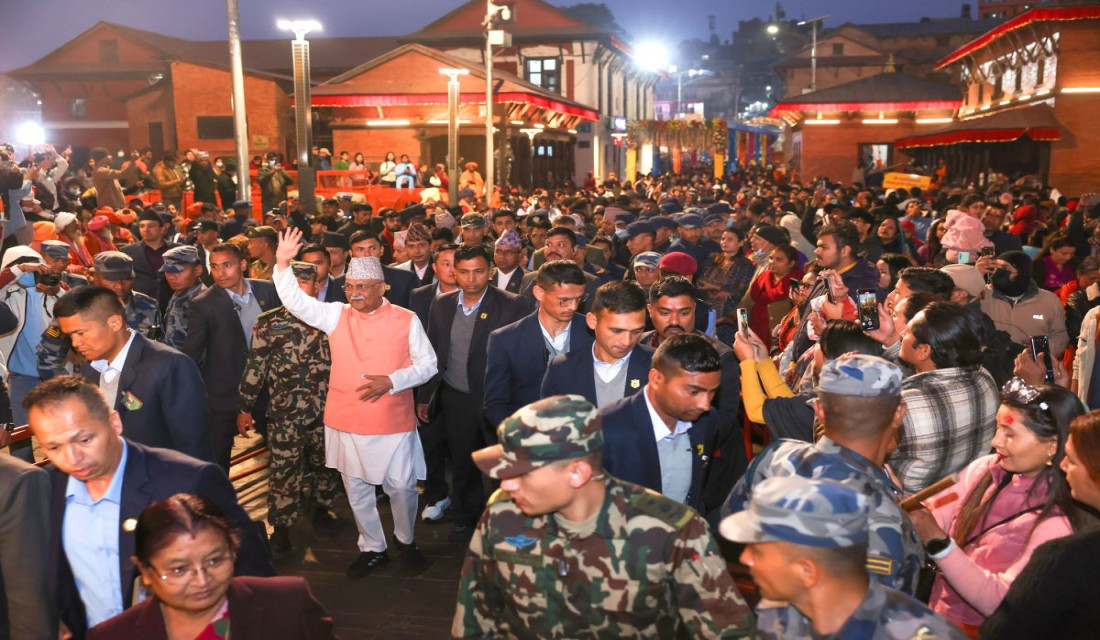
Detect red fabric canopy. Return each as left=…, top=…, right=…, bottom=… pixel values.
left=308, top=91, right=599, bottom=121
left=937, top=6, right=1100, bottom=69
left=895, top=105, right=1063, bottom=149
left=771, top=99, right=961, bottom=116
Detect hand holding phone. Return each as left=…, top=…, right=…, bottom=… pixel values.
left=737, top=308, right=750, bottom=335
left=857, top=289, right=879, bottom=331
left=1030, top=335, right=1055, bottom=384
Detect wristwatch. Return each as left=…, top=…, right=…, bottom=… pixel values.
left=925, top=537, right=954, bottom=559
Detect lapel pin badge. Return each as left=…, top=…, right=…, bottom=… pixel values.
left=123, top=518, right=138, bottom=532
left=480, top=312, right=488, bottom=320
left=630, top=379, right=640, bottom=389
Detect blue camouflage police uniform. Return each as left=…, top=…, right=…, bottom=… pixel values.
left=720, top=475, right=966, bottom=640
left=722, top=354, right=924, bottom=594
left=159, top=245, right=206, bottom=349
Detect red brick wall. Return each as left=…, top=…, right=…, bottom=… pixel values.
left=332, top=128, right=422, bottom=168
left=796, top=119, right=918, bottom=180
left=1050, top=23, right=1100, bottom=195
left=168, top=61, right=291, bottom=158
left=125, top=85, right=176, bottom=151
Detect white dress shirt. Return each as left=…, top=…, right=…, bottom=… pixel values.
left=592, top=344, right=631, bottom=383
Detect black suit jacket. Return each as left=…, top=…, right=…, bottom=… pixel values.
left=181, top=280, right=279, bottom=412
left=81, top=334, right=213, bottom=462
left=0, top=456, right=55, bottom=640
left=320, top=275, right=346, bottom=303
left=490, top=267, right=525, bottom=294
left=599, top=390, right=712, bottom=512
left=195, top=245, right=214, bottom=287
left=540, top=343, right=653, bottom=407
left=121, top=240, right=179, bottom=311
left=409, top=283, right=438, bottom=330
left=334, top=264, right=416, bottom=309
left=87, top=576, right=333, bottom=640
left=519, top=269, right=600, bottom=313
left=417, top=286, right=530, bottom=409
left=396, top=261, right=436, bottom=288
left=483, top=311, right=593, bottom=428
left=48, top=441, right=274, bottom=639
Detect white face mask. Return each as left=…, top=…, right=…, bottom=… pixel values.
left=215, top=161, right=224, bottom=168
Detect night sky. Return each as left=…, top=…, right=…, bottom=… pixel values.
left=2, top=0, right=974, bottom=71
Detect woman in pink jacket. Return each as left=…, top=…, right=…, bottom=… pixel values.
left=909, top=379, right=1089, bottom=631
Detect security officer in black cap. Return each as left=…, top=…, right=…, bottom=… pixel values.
left=189, top=219, right=220, bottom=286
left=222, top=199, right=254, bottom=239
left=321, top=230, right=350, bottom=279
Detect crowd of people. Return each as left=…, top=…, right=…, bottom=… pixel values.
left=1, top=137, right=1100, bottom=639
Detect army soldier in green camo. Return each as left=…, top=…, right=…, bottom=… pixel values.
left=160, top=245, right=206, bottom=349
left=720, top=476, right=966, bottom=640
left=454, top=395, right=754, bottom=639
left=36, top=251, right=163, bottom=378
left=238, top=260, right=342, bottom=558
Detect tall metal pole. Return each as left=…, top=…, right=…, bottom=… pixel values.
left=225, top=0, right=250, bottom=201
left=677, top=73, right=682, bottom=119
left=810, top=21, right=818, bottom=92
left=440, top=69, right=467, bottom=205
left=484, top=10, right=495, bottom=206
left=291, top=37, right=315, bottom=214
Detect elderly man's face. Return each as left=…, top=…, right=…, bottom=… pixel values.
left=344, top=279, right=385, bottom=313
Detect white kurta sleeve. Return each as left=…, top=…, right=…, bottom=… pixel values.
left=389, top=314, right=437, bottom=393
left=273, top=264, right=343, bottom=335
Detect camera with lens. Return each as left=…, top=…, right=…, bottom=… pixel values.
left=33, top=271, right=61, bottom=287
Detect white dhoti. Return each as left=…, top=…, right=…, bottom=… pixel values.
left=325, top=427, right=426, bottom=552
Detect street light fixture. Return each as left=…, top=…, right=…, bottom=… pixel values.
left=796, top=15, right=830, bottom=93
left=278, top=18, right=321, bottom=214
left=439, top=68, right=469, bottom=205
left=519, top=128, right=540, bottom=189
left=766, top=24, right=779, bottom=35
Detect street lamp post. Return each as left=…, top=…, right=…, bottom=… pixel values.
left=225, top=0, right=250, bottom=201
left=519, top=128, right=539, bottom=189
left=439, top=68, right=469, bottom=206
left=797, top=15, right=830, bottom=93
left=278, top=19, right=321, bottom=214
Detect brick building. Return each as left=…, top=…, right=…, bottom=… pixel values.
left=770, top=69, right=961, bottom=181
left=897, top=6, right=1100, bottom=195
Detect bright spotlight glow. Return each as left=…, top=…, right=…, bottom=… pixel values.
left=635, top=41, right=669, bottom=72
left=277, top=19, right=322, bottom=41
left=16, top=121, right=45, bottom=146
left=766, top=24, right=780, bottom=35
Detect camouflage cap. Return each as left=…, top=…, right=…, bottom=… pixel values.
left=245, top=225, right=278, bottom=239
left=460, top=212, right=487, bottom=229
left=632, top=251, right=661, bottom=270
left=39, top=240, right=71, bottom=261
left=290, top=260, right=318, bottom=280
left=159, top=245, right=200, bottom=273
left=719, top=475, right=870, bottom=548
left=472, top=395, right=602, bottom=479
left=818, top=354, right=902, bottom=398
left=94, top=251, right=135, bottom=281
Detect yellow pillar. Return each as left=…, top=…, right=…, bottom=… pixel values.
left=625, top=148, right=637, bottom=183
left=672, top=147, right=682, bottom=174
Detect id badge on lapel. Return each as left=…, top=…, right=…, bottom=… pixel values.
left=121, top=390, right=143, bottom=411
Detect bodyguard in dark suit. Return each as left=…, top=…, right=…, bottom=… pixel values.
left=639, top=276, right=747, bottom=510
left=345, top=230, right=416, bottom=308
left=188, top=218, right=221, bottom=287
left=181, top=243, right=279, bottom=470
left=120, top=209, right=178, bottom=311
left=296, top=242, right=346, bottom=303
left=484, top=261, right=593, bottom=428
left=518, top=228, right=599, bottom=311
left=392, top=222, right=435, bottom=287
left=55, top=287, right=213, bottom=461
left=0, top=453, right=55, bottom=640
left=540, top=280, right=652, bottom=409
left=26, top=376, right=272, bottom=640
left=488, top=229, right=525, bottom=294
left=599, top=334, right=722, bottom=513
left=416, top=244, right=529, bottom=543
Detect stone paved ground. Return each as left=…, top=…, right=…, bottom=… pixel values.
left=232, top=434, right=463, bottom=640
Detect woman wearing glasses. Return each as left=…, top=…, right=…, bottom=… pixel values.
left=88, top=494, right=334, bottom=639
left=907, top=379, right=1089, bottom=633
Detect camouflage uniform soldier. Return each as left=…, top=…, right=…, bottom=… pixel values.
left=245, top=225, right=278, bottom=280
left=39, top=240, right=89, bottom=289
left=723, top=354, right=925, bottom=594
left=454, top=395, right=754, bottom=639
left=160, top=245, right=206, bottom=348
left=720, top=476, right=966, bottom=640
left=36, top=251, right=162, bottom=377
left=238, top=260, right=341, bottom=558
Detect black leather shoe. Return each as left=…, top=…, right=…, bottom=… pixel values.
left=312, top=509, right=340, bottom=538
left=346, top=550, right=390, bottom=579
left=270, top=526, right=293, bottom=560
left=392, top=538, right=429, bottom=570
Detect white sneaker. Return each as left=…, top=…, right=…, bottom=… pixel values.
left=421, top=497, right=452, bottom=521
